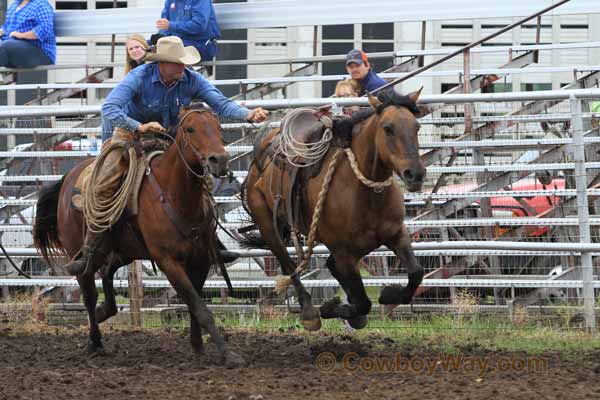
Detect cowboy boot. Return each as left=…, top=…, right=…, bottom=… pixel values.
left=64, top=231, right=111, bottom=276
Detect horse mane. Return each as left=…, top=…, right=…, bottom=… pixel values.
left=373, top=89, right=420, bottom=115
left=183, top=102, right=209, bottom=112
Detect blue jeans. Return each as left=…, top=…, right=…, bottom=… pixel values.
left=0, top=39, right=52, bottom=68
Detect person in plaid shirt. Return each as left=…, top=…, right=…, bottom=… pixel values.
left=0, top=0, right=56, bottom=68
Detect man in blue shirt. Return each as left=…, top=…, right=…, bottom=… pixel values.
left=0, top=0, right=56, bottom=67
left=65, top=36, right=267, bottom=276
left=345, top=49, right=387, bottom=95
left=156, top=0, right=220, bottom=62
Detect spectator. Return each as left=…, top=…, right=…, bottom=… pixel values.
left=334, top=78, right=359, bottom=98
left=156, top=0, right=220, bottom=63
left=124, top=33, right=149, bottom=75
left=0, top=0, right=56, bottom=68
left=345, top=49, right=387, bottom=95
left=334, top=78, right=360, bottom=116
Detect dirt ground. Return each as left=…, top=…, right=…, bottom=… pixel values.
left=1, top=327, right=600, bottom=400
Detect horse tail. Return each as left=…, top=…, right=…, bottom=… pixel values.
left=33, top=176, right=66, bottom=265
left=237, top=231, right=269, bottom=250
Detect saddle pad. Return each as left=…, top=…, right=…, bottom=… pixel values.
left=72, top=150, right=164, bottom=217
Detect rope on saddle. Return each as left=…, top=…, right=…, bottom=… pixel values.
left=278, top=108, right=333, bottom=168
left=84, top=141, right=138, bottom=234
left=275, top=148, right=344, bottom=294
left=344, top=148, right=394, bottom=193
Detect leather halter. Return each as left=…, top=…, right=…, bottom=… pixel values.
left=170, top=108, right=219, bottom=179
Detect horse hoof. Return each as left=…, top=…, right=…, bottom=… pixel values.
left=224, top=350, right=245, bottom=368
left=301, top=305, right=322, bottom=331
left=347, top=314, right=368, bottom=330
left=320, top=297, right=342, bottom=319
left=86, top=343, right=106, bottom=357
left=301, top=317, right=322, bottom=332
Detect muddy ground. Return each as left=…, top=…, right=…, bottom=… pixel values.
left=1, top=327, right=600, bottom=400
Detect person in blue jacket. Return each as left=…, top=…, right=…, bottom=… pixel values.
left=156, top=0, right=220, bottom=62
left=345, top=49, right=387, bottom=95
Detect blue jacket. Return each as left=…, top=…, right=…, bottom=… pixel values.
left=159, top=0, right=221, bottom=60
left=359, top=69, right=387, bottom=94
left=1, top=0, right=56, bottom=63
left=101, top=63, right=249, bottom=141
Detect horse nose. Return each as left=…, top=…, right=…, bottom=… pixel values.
left=402, top=164, right=426, bottom=192
left=208, top=153, right=230, bottom=177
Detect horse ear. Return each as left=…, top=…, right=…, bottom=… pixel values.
left=407, top=86, right=423, bottom=104
left=368, top=94, right=382, bottom=110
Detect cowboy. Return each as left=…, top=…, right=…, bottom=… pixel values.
left=64, top=36, right=268, bottom=275
left=345, top=49, right=387, bottom=95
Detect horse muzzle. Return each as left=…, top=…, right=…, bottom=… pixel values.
left=401, top=164, right=426, bottom=192
left=207, top=153, right=230, bottom=178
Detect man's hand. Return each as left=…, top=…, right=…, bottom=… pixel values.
left=156, top=18, right=170, bottom=31
left=137, top=122, right=166, bottom=134
left=9, top=31, right=23, bottom=39
left=246, top=108, right=269, bottom=123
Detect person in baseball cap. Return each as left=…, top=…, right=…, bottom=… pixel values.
left=345, top=49, right=387, bottom=95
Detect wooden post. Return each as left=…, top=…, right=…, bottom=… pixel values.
left=128, top=260, right=143, bottom=328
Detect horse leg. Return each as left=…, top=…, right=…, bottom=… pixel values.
left=247, top=187, right=321, bottom=331
left=159, top=257, right=242, bottom=367
left=320, top=254, right=371, bottom=329
left=185, top=261, right=210, bottom=355
left=95, top=256, right=122, bottom=323
left=379, top=226, right=424, bottom=305
left=77, top=267, right=104, bottom=354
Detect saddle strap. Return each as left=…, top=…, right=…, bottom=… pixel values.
left=145, top=168, right=194, bottom=239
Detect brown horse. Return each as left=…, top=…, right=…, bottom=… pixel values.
left=33, top=106, right=243, bottom=366
left=242, top=89, right=426, bottom=330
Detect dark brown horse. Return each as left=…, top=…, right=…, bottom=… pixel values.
left=33, top=106, right=242, bottom=366
left=243, top=89, right=426, bottom=330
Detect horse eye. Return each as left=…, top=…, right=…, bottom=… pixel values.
left=383, top=125, right=394, bottom=136
left=185, top=127, right=194, bottom=134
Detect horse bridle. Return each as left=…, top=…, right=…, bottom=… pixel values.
left=169, top=108, right=221, bottom=180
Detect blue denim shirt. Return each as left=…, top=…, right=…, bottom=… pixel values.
left=359, top=69, right=388, bottom=94
left=159, top=0, right=220, bottom=60
left=101, top=63, right=249, bottom=141
left=1, top=0, right=56, bottom=63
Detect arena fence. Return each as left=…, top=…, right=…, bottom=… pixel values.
left=1, top=89, right=600, bottom=333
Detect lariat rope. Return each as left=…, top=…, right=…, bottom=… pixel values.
left=274, top=146, right=394, bottom=294
left=275, top=148, right=343, bottom=294
left=279, top=108, right=333, bottom=167
left=84, top=141, right=138, bottom=234
left=344, top=148, right=394, bottom=192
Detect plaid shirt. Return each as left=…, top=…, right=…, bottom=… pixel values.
left=1, top=0, right=56, bottom=63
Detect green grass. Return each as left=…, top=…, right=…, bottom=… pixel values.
left=149, top=309, right=600, bottom=355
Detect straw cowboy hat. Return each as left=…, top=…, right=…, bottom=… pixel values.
left=145, top=36, right=201, bottom=65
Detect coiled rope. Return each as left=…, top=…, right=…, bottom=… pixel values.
left=278, top=108, right=333, bottom=167
left=84, top=142, right=138, bottom=234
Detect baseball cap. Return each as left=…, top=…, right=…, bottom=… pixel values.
left=345, top=49, right=368, bottom=66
